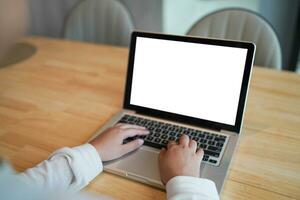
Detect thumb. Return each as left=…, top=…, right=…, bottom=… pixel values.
left=121, top=139, right=144, bottom=155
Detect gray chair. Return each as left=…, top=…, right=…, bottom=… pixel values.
left=64, top=0, right=134, bottom=46
left=187, top=8, right=282, bottom=69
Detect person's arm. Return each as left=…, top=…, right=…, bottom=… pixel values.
left=159, top=135, right=219, bottom=200
left=20, top=143, right=102, bottom=192
left=166, top=176, right=219, bottom=200
left=20, top=124, right=149, bottom=192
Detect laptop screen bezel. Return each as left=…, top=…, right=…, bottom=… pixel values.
left=123, top=31, right=255, bottom=133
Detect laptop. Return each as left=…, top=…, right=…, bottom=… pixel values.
left=90, top=31, right=255, bottom=193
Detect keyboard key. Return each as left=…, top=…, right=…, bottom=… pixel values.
left=177, top=127, right=183, bottom=131
left=128, top=118, right=134, bottom=121
left=207, top=146, right=221, bottom=152
left=162, top=130, right=168, bottom=134
left=191, top=132, right=197, bottom=136
left=161, top=134, right=168, bottom=139
left=216, top=143, right=224, bottom=147
left=169, top=132, right=176, bottom=136
left=146, top=136, right=153, bottom=141
left=206, top=135, right=213, bottom=140
left=204, top=150, right=220, bottom=158
left=169, top=136, right=176, bottom=141
left=140, top=135, right=146, bottom=139
left=209, top=159, right=217, bottom=164
left=168, top=127, right=175, bottom=131
left=154, top=138, right=161, bottom=143
left=154, top=133, right=161, bottom=137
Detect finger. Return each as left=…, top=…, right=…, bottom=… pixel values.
left=196, top=148, right=204, bottom=159
left=121, top=128, right=149, bottom=138
left=167, top=140, right=176, bottom=149
left=115, top=123, right=124, bottom=127
left=189, top=139, right=197, bottom=152
left=121, top=139, right=144, bottom=155
left=179, top=134, right=189, bottom=147
left=117, top=123, right=146, bottom=130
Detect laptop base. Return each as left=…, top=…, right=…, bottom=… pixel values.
left=90, top=110, right=239, bottom=193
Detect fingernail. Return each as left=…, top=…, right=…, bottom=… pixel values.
left=138, top=139, right=144, bottom=145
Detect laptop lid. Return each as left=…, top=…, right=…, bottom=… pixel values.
left=123, top=31, right=255, bottom=133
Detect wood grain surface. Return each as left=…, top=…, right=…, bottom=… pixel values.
left=0, top=37, right=299, bottom=200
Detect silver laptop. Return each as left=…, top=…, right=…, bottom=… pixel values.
left=90, top=31, right=255, bottom=193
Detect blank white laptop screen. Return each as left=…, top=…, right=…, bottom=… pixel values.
left=130, top=37, right=248, bottom=126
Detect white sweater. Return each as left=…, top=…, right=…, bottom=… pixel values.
left=0, top=144, right=219, bottom=200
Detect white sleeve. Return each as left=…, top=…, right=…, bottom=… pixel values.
left=166, top=176, right=220, bottom=200
left=20, top=143, right=103, bottom=192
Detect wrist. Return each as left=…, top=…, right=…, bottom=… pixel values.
left=88, top=142, right=103, bottom=160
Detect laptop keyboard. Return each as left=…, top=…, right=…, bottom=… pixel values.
left=118, top=114, right=229, bottom=166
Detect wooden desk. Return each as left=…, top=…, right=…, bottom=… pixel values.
left=0, top=37, right=299, bottom=200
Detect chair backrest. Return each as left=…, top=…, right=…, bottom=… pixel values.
left=187, top=8, right=282, bottom=69
left=64, top=0, right=134, bottom=46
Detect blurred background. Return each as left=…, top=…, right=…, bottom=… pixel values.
left=14, top=0, right=300, bottom=72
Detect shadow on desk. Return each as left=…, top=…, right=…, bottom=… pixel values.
left=0, top=42, right=37, bottom=68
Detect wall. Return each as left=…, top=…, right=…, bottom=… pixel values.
left=163, top=0, right=260, bottom=34
left=259, top=0, right=299, bottom=71
left=27, top=0, right=162, bottom=38
left=28, top=0, right=80, bottom=37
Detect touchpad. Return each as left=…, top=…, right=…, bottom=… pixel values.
left=109, top=147, right=161, bottom=181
